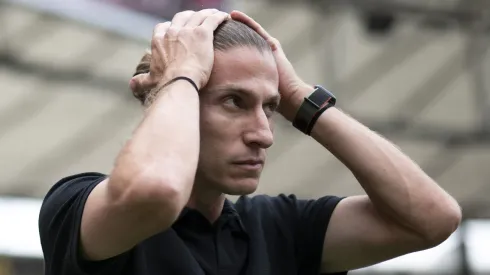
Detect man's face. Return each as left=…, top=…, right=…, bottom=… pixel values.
left=196, top=46, right=280, bottom=195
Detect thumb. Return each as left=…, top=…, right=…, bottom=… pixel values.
left=130, top=73, right=154, bottom=94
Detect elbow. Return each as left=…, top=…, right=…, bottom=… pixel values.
left=422, top=201, right=462, bottom=248
left=109, top=165, right=190, bottom=224
left=130, top=175, right=187, bottom=215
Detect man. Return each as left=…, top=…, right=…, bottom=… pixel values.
left=39, top=9, right=462, bottom=275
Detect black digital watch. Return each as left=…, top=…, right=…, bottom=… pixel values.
left=292, top=85, right=336, bottom=135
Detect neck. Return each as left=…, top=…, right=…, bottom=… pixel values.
left=186, top=185, right=226, bottom=223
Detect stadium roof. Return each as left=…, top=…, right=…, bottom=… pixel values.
left=1, top=0, right=489, bottom=219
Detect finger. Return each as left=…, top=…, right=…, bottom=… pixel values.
left=231, top=10, right=272, bottom=40
left=185, top=9, right=219, bottom=28
left=200, top=11, right=230, bottom=31
left=153, top=21, right=171, bottom=38
left=130, top=73, right=154, bottom=93
left=171, top=10, right=195, bottom=28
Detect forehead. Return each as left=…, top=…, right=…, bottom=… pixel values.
left=205, top=47, right=279, bottom=99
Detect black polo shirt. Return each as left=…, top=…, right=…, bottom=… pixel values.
left=39, top=172, right=347, bottom=275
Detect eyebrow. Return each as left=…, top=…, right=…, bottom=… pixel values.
left=211, top=85, right=281, bottom=103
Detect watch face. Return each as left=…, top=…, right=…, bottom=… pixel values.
left=315, top=85, right=335, bottom=98
left=315, top=86, right=336, bottom=105
left=309, top=86, right=336, bottom=106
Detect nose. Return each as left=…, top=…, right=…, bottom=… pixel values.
left=243, top=110, right=274, bottom=149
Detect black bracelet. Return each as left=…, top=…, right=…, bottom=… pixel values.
left=305, top=102, right=334, bottom=135
left=164, top=76, right=199, bottom=92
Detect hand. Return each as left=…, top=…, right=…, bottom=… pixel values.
left=131, top=9, right=230, bottom=93
left=230, top=11, right=312, bottom=120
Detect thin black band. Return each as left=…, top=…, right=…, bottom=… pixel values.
left=165, top=76, right=199, bottom=92
left=305, top=102, right=334, bottom=135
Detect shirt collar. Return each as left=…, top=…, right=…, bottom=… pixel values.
left=177, top=199, right=247, bottom=234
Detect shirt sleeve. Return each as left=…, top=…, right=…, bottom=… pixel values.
left=269, top=194, right=347, bottom=275
left=39, top=172, right=130, bottom=275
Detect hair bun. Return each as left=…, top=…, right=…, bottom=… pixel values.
left=131, top=50, right=152, bottom=105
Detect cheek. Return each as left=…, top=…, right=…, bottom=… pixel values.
left=200, top=110, right=227, bottom=141
left=269, top=117, right=275, bottom=133
left=199, top=104, right=252, bottom=151
left=199, top=104, right=239, bottom=139
left=199, top=110, right=235, bottom=155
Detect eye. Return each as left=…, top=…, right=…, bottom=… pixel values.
left=264, top=102, right=278, bottom=117
left=223, top=95, right=243, bottom=109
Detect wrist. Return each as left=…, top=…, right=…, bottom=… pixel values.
left=163, top=68, right=203, bottom=90
left=281, top=83, right=315, bottom=122
left=309, top=106, right=341, bottom=137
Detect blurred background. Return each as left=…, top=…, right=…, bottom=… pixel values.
left=1, top=0, right=490, bottom=274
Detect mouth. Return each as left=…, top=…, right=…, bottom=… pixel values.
left=232, top=159, right=264, bottom=170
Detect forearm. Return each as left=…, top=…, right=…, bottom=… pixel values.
left=315, top=108, right=460, bottom=240
left=292, top=86, right=461, bottom=243
left=112, top=80, right=200, bottom=211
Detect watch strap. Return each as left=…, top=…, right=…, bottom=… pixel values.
left=292, top=86, right=336, bottom=135
left=305, top=101, right=334, bottom=135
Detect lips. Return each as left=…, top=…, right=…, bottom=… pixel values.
left=233, top=159, right=264, bottom=165
left=232, top=159, right=264, bottom=170
left=233, top=158, right=264, bottom=165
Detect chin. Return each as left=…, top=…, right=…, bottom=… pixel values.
left=220, top=177, right=259, bottom=196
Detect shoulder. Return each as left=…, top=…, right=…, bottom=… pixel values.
left=39, top=172, right=115, bottom=275
left=44, top=172, right=107, bottom=200
left=233, top=194, right=343, bottom=226
left=39, top=172, right=107, bottom=231
left=233, top=194, right=346, bottom=274
left=234, top=193, right=343, bottom=215
left=233, top=194, right=345, bottom=235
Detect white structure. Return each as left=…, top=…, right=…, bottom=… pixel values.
left=0, top=197, right=489, bottom=273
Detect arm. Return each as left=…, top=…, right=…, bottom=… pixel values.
left=230, top=11, right=462, bottom=273
left=80, top=10, right=229, bottom=261
left=81, top=80, right=199, bottom=260
left=291, top=86, right=462, bottom=273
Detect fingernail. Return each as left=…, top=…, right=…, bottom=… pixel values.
left=129, top=79, right=136, bottom=90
